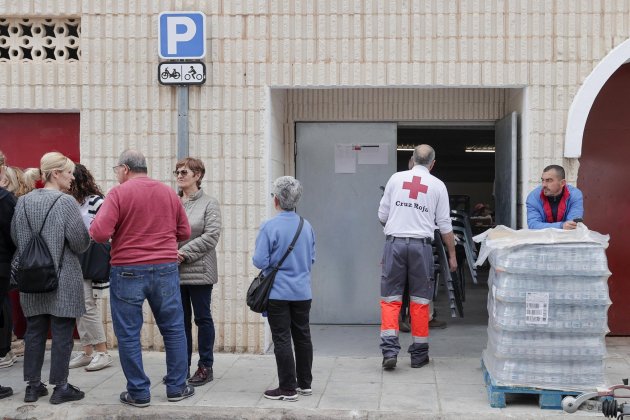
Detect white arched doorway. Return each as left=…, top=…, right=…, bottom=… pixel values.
left=564, top=38, right=630, bottom=158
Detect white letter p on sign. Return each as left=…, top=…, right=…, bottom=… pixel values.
left=167, top=17, right=196, bottom=54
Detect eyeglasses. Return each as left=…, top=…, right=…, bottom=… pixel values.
left=112, top=164, right=126, bottom=173
left=173, top=169, right=190, bottom=177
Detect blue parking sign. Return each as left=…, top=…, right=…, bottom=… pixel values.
left=158, top=12, right=206, bottom=59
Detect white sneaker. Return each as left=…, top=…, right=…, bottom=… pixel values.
left=85, top=352, right=113, bottom=371
left=69, top=352, right=93, bottom=369
left=296, top=387, right=312, bottom=396
left=0, top=351, right=16, bottom=368
left=11, top=340, right=25, bottom=358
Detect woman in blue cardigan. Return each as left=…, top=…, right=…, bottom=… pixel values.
left=253, top=176, right=316, bottom=402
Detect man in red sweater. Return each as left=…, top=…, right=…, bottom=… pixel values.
left=90, top=150, right=192, bottom=408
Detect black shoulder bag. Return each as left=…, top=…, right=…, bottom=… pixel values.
left=79, top=240, right=111, bottom=282
left=247, top=217, right=304, bottom=313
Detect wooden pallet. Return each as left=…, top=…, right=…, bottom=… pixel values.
left=481, top=360, right=581, bottom=409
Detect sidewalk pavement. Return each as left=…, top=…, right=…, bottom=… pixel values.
left=1, top=337, right=629, bottom=419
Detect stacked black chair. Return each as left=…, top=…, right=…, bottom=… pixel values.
left=450, top=210, right=478, bottom=302
left=432, top=230, right=464, bottom=318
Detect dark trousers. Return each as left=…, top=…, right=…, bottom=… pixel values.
left=23, top=314, right=75, bottom=385
left=267, top=299, right=313, bottom=391
left=180, top=284, right=215, bottom=369
left=0, top=292, right=11, bottom=357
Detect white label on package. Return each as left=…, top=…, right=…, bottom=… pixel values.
left=525, top=292, right=549, bottom=325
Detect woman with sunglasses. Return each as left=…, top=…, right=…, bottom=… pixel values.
left=173, top=158, right=221, bottom=386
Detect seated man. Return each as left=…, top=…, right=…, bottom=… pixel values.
left=526, top=165, right=584, bottom=230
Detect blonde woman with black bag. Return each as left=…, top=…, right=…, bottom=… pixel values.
left=10, top=152, right=89, bottom=404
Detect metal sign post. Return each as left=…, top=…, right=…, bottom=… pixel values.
left=177, top=86, right=189, bottom=160
left=158, top=11, right=207, bottom=162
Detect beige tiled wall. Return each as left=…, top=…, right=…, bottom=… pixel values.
left=2, top=0, right=629, bottom=352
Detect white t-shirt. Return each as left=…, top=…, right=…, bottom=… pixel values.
left=378, top=165, right=452, bottom=238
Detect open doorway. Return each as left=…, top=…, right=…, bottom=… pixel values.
left=397, top=125, right=496, bottom=221
left=306, top=122, right=514, bottom=357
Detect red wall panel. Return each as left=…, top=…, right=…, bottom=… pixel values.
left=0, top=113, right=80, bottom=168
left=579, top=64, right=630, bottom=335
left=0, top=113, right=80, bottom=338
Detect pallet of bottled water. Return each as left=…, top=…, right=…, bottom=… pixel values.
left=474, top=225, right=611, bottom=392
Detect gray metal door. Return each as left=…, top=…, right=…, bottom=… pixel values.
left=296, top=122, right=397, bottom=324
left=494, top=112, right=518, bottom=228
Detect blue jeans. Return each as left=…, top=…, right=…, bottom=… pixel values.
left=110, top=263, right=187, bottom=400
left=180, top=284, right=215, bottom=369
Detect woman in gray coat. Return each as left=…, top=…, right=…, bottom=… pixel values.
left=174, top=157, right=221, bottom=387
left=11, top=152, right=90, bottom=404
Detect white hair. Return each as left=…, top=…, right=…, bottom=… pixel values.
left=272, top=176, right=302, bottom=211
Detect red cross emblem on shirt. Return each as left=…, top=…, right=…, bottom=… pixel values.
left=402, top=176, right=428, bottom=199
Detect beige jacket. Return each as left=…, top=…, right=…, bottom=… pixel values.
left=178, top=189, right=222, bottom=285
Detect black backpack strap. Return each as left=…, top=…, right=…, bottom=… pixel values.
left=274, top=216, right=304, bottom=270
left=23, top=193, right=63, bottom=234
left=39, top=194, right=64, bottom=234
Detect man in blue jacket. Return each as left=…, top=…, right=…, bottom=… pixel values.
left=526, top=165, right=584, bottom=230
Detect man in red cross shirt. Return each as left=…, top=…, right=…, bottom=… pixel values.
left=377, top=144, right=457, bottom=370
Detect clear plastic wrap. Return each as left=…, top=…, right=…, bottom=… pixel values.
left=488, top=293, right=609, bottom=333
left=489, top=270, right=611, bottom=305
left=482, top=350, right=607, bottom=391
left=486, top=326, right=607, bottom=360
left=488, top=243, right=610, bottom=276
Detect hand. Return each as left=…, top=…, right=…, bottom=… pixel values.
left=562, top=220, right=578, bottom=230
left=177, top=251, right=185, bottom=264
left=448, top=254, right=458, bottom=272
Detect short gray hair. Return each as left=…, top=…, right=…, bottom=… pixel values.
left=118, top=149, right=147, bottom=173
left=412, top=144, right=436, bottom=168
left=272, top=176, right=302, bottom=211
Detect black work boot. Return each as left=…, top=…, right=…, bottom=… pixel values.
left=382, top=356, right=397, bottom=370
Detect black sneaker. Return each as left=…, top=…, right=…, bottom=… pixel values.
left=188, top=366, right=213, bottom=387
left=50, top=384, right=84, bottom=405
left=411, top=358, right=430, bottom=368
left=167, top=384, right=195, bottom=402
left=119, top=391, right=150, bottom=408
left=296, top=387, right=312, bottom=396
left=382, top=356, right=397, bottom=370
left=0, top=385, right=13, bottom=399
left=263, top=387, right=298, bottom=401
left=24, top=383, right=48, bottom=403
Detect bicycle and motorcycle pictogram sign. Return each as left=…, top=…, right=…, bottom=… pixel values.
left=158, top=61, right=206, bottom=85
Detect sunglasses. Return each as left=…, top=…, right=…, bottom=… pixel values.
left=173, top=169, right=190, bottom=177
